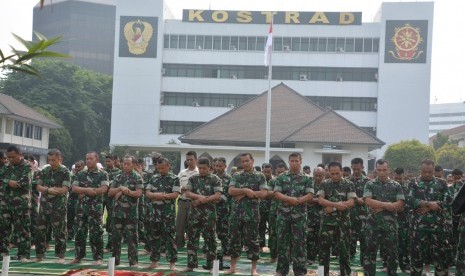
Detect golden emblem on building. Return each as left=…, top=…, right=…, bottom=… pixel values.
left=123, top=19, right=153, bottom=55
left=389, top=23, right=424, bottom=61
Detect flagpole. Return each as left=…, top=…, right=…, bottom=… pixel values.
left=264, top=17, right=273, bottom=163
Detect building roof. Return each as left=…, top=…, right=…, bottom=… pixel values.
left=0, top=94, right=61, bottom=128
left=34, top=0, right=116, bottom=8
left=429, top=124, right=465, bottom=142
left=179, top=83, right=384, bottom=148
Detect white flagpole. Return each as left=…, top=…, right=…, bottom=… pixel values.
left=264, top=17, right=273, bottom=163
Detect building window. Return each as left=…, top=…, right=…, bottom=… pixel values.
left=159, top=121, right=205, bottom=134
left=13, top=121, right=23, bottom=137
left=162, top=92, right=256, bottom=107
left=308, top=96, right=378, bottom=111
left=25, top=123, right=33, bottom=138
left=34, top=126, right=42, bottom=140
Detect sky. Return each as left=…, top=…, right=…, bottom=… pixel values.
left=1, top=0, right=464, bottom=104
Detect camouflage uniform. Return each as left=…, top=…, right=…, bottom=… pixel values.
left=72, top=168, right=109, bottom=261
left=450, top=180, right=464, bottom=266
left=259, top=191, right=271, bottom=248
left=110, top=170, right=144, bottom=265
left=407, top=177, right=453, bottom=276
left=362, top=177, right=404, bottom=276
left=185, top=173, right=222, bottom=268
left=30, top=170, right=40, bottom=246
left=306, top=179, right=322, bottom=263
left=142, top=169, right=154, bottom=252
left=228, top=170, right=268, bottom=261
left=0, top=158, right=31, bottom=259
left=397, top=180, right=411, bottom=271
left=348, top=174, right=369, bottom=264
left=138, top=169, right=151, bottom=245
left=457, top=210, right=465, bottom=276
left=35, top=165, right=71, bottom=259
left=274, top=171, right=314, bottom=276
left=67, top=173, right=79, bottom=241
left=215, top=172, right=232, bottom=258
left=104, top=167, right=120, bottom=251
left=268, top=178, right=278, bottom=260
left=145, top=172, right=180, bottom=263
left=317, top=178, right=356, bottom=276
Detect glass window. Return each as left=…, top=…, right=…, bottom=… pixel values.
left=213, top=36, right=221, bottom=50
left=309, top=38, right=318, bottom=51
left=336, top=38, right=345, bottom=52
left=164, top=35, right=169, bottom=48
left=222, top=36, right=231, bottom=50
left=345, top=38, right=354, bottom=52
left=34, top=126, right=42, bottom=140
left=13, top=121, right=23, bottom=136
left=204, top=36, right=213, bottom=49
left=355, top=38, right=363, bottom=52
left=196, top=35, right=204, bottom=50
left=239, top=36, right=247, bottom=50
left=178, top=35, right=187, bottom=49
left=283, top=37, right=291, bottom=50
left=364, top=38, right=373, bottom=52
left=187, top=35, right=195, bottom=49
left=327, top=38, right=336, bottom=52
left=300, top=38, right=309, bottom=51
left=373, top=38, right=380, bottom=52
left=273, top=37, right=283, bottom=51
left=291, top=37, right=300, bottom=51
left=256, top=37, right=265, bottom=50
left=169, top=35, right=178, bottom=49
left=318, top=38, right=327, bottom=52
left=247, top=37, right=257, bottom=51
left=25, top=123, right=33, bottom=138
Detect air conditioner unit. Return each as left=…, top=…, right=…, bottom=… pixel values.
left=192, top=101, right=200, bottom=107
left=299, top=74, right=308, bottom=81
left=227, top=104, right=235, bottom=108
left=230, top=45, right=237, bottom=50
left=337, top=47, right=345, bottom=53
left=161, top=68, right=166, bottom=75
left=372, top=127, right=377, bottom=132
left=197, top=45, right=203, bottom=50
left=264, top=75, right=268, bottom=79
left=336, top=76, right=343, bottom=82
left=375, top=73, right=378, bottom=80
left=283, top=45, right=290, bottom=52
left=231, top=74, right=237, bottom=79
left=373, top=103, right=377, bottom=110
left=158, top=128, right=163, bottom=134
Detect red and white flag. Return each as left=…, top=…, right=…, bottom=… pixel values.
left=264, top=19, right=273, bottom=66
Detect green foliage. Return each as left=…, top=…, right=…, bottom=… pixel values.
left=0, top=60, right=112, bottom=165
left=384, top=140, right=436, bottom=173
left=432, top=132, right=450, bottom=150
left=0, top=32, right=68, bottom=76
left=435, top=143, right=465, bottom=170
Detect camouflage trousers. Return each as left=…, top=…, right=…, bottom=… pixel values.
left=306, top=221, right=320, bottom=262
left=259, top=202, right=270, bottom=248
left=276, top=213, right=307, bottom=276
left=268, top=203, right=278, bottom=259
left=30, top=195, right=39, bottom=246
left=410, top=230, right=450, bottom=276
left=186, top=211, right=216, bottom=268
left=363, top=227, right=398, bottom=276
left=36, top=208, right=67, bottom=258
left=66, top=198, right=77, bottom=240
left=216, top=201, right=230, bottom=257
left=350, top=214, right=366, bottom=265
left=319, top=222, right=351, bottom=276
left=456, top=231, right=465, bottom=276
left=103, top=197, right=113, bottom=250
left=143, top=199, right=152, bottom=252
left=397, top=220, right=410, bottom=271
left=149, top=204, right=177, bottom=263
left=137, top=196, right=145, bottom=244
left=74, top=212, right=104, bottom=261
left=0, top=208, right=31, bottom=259
left=229, top=214, right=260, bottom=261
left=112, top=217, right=138, bottom=265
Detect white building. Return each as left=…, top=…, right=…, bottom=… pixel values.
left=429, top=102, right=465, bottom=137
left=110, top=1, right=434, bottom=166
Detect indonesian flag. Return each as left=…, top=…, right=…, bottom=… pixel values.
left=264, top=19, right=273, bottom=66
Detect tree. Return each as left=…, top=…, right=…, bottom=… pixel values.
left=435, top=143, right=465, bottom=170
left=0, top=60, right=112, bottom=165
left=432, top=132, right=450, bottom=150
left=384, top=140, right=436, bottom=173
left=1, top=32, right=67, bottom=76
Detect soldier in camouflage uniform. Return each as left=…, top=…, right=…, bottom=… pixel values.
left=25, top=155, right=40, bottom=248
left=68, top=160, right=84, bottom=241
left=70, top=152, right=109, bottom=265
left=348, top=158, right=369, bottom=264
left=268, top=163, right=287, bottom=263
left=182, top=157, right=222, bottom=272
left=108, top=155, right=143, bottom=266
left=407, top=159, right=453, bottom=276
left=212, top=157, right=232, bottom=270
left=306, top=166, right=325, bottom=265
left=34, top=149, right=71, bottom=263
left=455, top=169, right=465, bottom=275
left=259, top=163, right=273, bottom=252
left=317, top=161, right=356, bottom=276
left=103, top=155, right=121, bottom=252
left=0, top=145, right=32, bottom=262
left=226, top=153, right=268, bottom=276
left=362, top=159, right=405, bottom=276
left=145, top=157, right=180, bottom=271
left=393, top=167, right=411, bottom=273
left=136, top=159, right=150, bottom=246
left=273, top=152, right=314, bottom=276
left=143, top=153, right=162, bottom=254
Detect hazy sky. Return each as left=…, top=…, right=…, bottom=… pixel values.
left=1, top=0, right=463, bottom=104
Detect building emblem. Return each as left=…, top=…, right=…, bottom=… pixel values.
left=384, top=20, right=428, bottom=64
left=123, top=19, right=153, bottom=55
